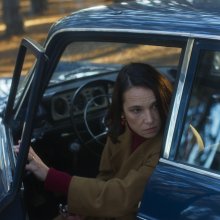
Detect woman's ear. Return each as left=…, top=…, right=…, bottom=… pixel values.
left=121, top=113, right=126, bottom=125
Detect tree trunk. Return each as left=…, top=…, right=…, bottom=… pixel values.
left=30, top=0, right=48, bottom=15
left=2, top=0, right=24, bottom=36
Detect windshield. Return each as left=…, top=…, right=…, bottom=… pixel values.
left=51, top=42, right=181, bottom=85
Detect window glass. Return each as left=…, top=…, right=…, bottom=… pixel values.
left=14, top=50, right=37, bottom=110
left=176, top=50, right=220, bottom=172
left=51, top=42, right=181, bottom=85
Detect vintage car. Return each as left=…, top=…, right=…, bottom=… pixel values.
left=1, top=0, right=220, bottom=219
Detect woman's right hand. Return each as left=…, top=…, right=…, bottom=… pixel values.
left=14, top=143, right=49, bottom=182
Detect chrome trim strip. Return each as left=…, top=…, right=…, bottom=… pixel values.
left=45, top=27, right=220, bottom=47
left=159, top=158, right=220, bottom=179
left=163, top=38, right=194, bottom=159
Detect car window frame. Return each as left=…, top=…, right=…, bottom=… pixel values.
left=41, top=31, right=188, bottom=92
left=0, top=38, right=47, bottom=213
left=162, top=37, right=220, bottom=177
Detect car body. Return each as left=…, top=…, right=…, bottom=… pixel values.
left=1, top=0, right=220, bottom=219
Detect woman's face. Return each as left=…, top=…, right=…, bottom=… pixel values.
left=122, top=86, right=161, bottom=139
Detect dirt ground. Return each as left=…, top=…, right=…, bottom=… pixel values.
left=0, top=0, right=112, bottom=77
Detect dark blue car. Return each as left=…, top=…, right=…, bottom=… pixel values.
left=1, top=0, right=220, bottom=219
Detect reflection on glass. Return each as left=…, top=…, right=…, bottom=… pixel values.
left=51, top=42, right=181, bottom=85
left=177, top=50, right=220, bottom=172
left=0, top=118, right=13, bottom=200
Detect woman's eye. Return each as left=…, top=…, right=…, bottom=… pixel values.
left=152, top=103, right=158, bottom=110
left=131, top=108, right=141, bottom=114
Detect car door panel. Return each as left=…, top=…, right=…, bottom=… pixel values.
left=0, top=192, right=27, bottom=220
left=137, top=160, right=220, bottom=220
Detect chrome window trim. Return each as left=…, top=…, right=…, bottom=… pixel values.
left=163, top=38, right=194, bottom=159
left=45, top=27, right=220, bottom=48
left=160, top=158, right=220, bottom=179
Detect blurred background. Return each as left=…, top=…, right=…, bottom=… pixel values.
left=0, top=0, right=114, bottom=77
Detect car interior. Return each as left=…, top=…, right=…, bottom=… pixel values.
left=12, top=41, right=182, bottom=219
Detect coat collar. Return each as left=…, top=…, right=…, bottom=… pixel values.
left=112, top=125, right=163, bottom=177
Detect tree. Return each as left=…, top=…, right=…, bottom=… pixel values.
left=30, top=0, right=48, bottom=15
left=2, top=0, right=24, bottom=36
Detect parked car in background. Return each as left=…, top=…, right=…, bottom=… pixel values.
left=1, top=0, right=220, bottom=219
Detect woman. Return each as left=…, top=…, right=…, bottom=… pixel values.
left=16, top=63, right=173, bottom=220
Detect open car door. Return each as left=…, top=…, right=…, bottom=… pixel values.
left=0, top=38, right=47, bottom=220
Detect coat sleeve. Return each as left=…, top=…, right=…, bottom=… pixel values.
left=67, top=150, right=160, bottom=218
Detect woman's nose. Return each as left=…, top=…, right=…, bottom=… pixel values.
left=143, top=110, right=153, bottom=124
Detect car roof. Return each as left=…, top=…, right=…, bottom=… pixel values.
left=46, top=0, right=220, bottom=42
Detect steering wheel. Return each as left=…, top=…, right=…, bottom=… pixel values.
left=69, top=79, right=114, bottom=154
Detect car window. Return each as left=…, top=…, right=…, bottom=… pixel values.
left=0, top=43, right=38, bottom=200
left=13, top=52, right=36, bottom=110
left=176, top=50, right=220, bottom=172
left=51, top=41, right=181, bottom=85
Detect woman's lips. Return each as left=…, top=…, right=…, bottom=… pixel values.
left=143, top=127, right=157, bottom=134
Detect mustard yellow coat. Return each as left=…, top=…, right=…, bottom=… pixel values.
left=55, top=126, right=162, bottom=220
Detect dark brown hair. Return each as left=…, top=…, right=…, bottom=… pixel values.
left=107, top=63, right=173, bottom=143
